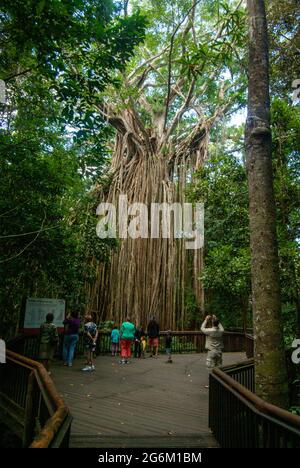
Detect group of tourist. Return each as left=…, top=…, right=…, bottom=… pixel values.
left=38, top=311, right=224, bottom=377
left=110, top=316, right=172, bottom=365
left=38, top=312, right=98, bottom=374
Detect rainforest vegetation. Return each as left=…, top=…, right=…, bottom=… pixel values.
left=0, top=0, right=299, bottom=405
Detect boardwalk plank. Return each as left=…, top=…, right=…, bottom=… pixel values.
left=52, top=353, right=244, bottom=448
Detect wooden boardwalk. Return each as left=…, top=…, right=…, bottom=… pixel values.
left=52, top=352, right=244, bottom=448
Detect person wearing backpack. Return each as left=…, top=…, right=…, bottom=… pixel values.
left=38, top=313, right=59, bottom=374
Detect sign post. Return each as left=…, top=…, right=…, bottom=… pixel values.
left=21, top=298, right=65, bottom=333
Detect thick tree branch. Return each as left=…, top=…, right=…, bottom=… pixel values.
left=162, top=77, right=196, bottom=147
left=127, top=46, right=170, bottom=82
left=164, top=0, right=201, bottom=130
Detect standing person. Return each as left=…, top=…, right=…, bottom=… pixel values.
left=165, top=330, right=173, bottom=363
left=62, top=311, right=80, bottom=367
left=134, top=324, right=145, bottom=358
left=147, top=316, right=160, bottom=358
left=111, top=325, right=120, bottom=357
left=140, top=335, right=147, bottom=359
left=119, top=316, right=135, bottom=365
left=38, top=313, right=59, bottom=375
left=201, top=315, right=224, bottom=387
left=82, top=315, right=98, bottom=372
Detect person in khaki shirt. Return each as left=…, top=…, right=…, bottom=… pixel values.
left=201, top=315, right=224, bottom=369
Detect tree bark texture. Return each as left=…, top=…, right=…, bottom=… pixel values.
left=245, top=0, right=288, bottom=408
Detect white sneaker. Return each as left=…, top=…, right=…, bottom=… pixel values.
left=91, top=365, right=95, bottom=371
left=82, top=366, right=92, bottom=371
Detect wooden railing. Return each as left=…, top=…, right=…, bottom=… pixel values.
left=0, top=350, right=72, bottom=448
left=243, top=333, right=300, bottom=404
left=9, top=329, right=247, bottom=359
left=245, top=333, right=254, bottom=358
left=209, top=360, right=300, bottom=448
left=93, top=330, right=246, bottom=354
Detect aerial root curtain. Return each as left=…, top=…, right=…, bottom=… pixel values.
left=86, top=116, right=209, bottom=330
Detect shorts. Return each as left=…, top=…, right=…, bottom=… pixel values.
left=206, top=350, right=222, bottom=369
left=85, top=341, right=96, bottom=353
left=39, top=343, right=56, bottom=361
left=149, top=337, right=159, bottom=347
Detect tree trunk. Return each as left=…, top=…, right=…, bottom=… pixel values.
left=245, top=0, right=288, bottom=407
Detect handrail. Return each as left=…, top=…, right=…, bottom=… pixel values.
left=213, top=361, right=300, bottom=429
left=7, top=350, right=64, bottom=408
left=10, top=329, right=246, bottom=337
left=30, top=406, right=69, bottom=448
left=8, top=329, right=247, bottom=358
left=2, top=350, right=72, bottom=448
left=209, top=359, right=300, bottom=447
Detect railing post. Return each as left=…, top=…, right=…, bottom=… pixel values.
left=22, top=371, right=36, bottom=447
left=60, top=415, right=72, bottom=448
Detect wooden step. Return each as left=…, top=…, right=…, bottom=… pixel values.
left=70, top=433, right=219, bottom=448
